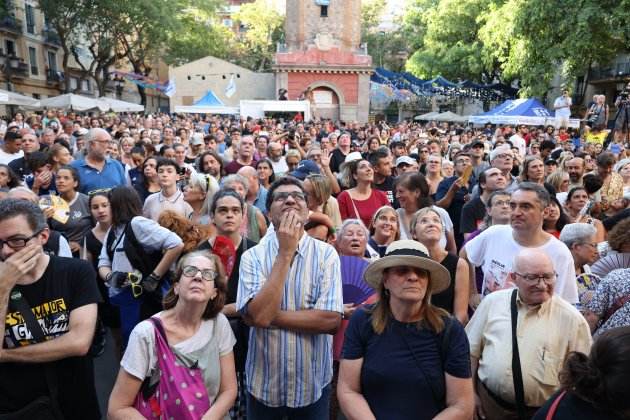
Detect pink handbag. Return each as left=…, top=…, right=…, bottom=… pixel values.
left=134, top=317, right=211, bottom=419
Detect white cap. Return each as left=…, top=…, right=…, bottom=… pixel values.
left=344, top=151, right=363, bottom=163
left=396, top=156, right=417, bottom=167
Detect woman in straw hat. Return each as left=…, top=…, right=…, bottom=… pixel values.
left=337, top=240, right=474, bottom=420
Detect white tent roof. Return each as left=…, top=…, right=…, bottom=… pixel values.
left=98, top=97, right=144, bottom=113
left=173, top=105, right=239, bottom=115
left=414, top=111, right=440, bottom=121
left=0, top=89, right=40, bottom=107
left=240, top=100, right=311, bottom=121
left=39, top=93, right=109, bottom=112
left=429, top=111, right=465, bottom=122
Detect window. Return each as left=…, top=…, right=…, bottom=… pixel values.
left=81, top=79, right=90, bottom=92
left=320, top=5, right=328, bottom=17
left=32, top=93, right=40, bottom=99
left=25, top=4, right=35, bottom=34
left=28, top=46, right=38, bottom=75
left=5, top=40, right=15, bottom=56
left=69, top=77, right=78, bottom=90
left=47, top=51, right=57, bottom=71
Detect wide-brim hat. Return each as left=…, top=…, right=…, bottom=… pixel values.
left=363, top=240, right=451, bottom=294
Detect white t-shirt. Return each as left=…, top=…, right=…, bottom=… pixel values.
left=0, top=148, right=23, bottom=165
left=270, top=157, right=288, bottom=177
left=509, top=134, right=527, bottom=157
left=554, top=96, right=572, bottom=118
left=465, top=225, right=578, bottom=303
left=397, top=206, right=453, bottom=250
left=121, top=312, right=236, bottom=403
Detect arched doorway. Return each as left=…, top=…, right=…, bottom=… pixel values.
left=311, top=86, right=340, bottom=121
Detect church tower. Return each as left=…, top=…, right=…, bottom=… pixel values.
left=275, top=0, right=372, bottom=122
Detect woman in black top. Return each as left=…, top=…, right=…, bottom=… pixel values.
left=133, top=157, right=161, bottom=203
left=533, top=326, right=630, bottom=420
left=411, top=207, right=470, bottom=324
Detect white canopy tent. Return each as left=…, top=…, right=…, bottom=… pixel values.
left=0, top=89, right=40, bottom=107
left=39, top=93, right=109, bottom=112
left=98, top=97, right=145, bottom=113
left=414, top=111, right=440, bottom=121
left=240, top=100, right=311, bottom=121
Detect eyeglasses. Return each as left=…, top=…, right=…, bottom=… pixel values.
left=513, top=272, right=557, bottom=284
left=578, top=242, right=598, bottom=249
left=496, top=153, right=513, bottom=159
left=272, top=191, right=307, bottom=203
left=0, top=230, right=42, bottom=249
left=455, top=159, right=471, bottom=164
left=182, top=265, right=217, bottom=281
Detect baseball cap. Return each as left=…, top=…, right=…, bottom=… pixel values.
left=344, top=151, right=363, bottom=163
left=471, top=139, right=485, bottom=148
left=290, top=160, right=320, bottom=180
left=396, top=156, right=417, bottom=167
left=191, top=133, right=204, bottom=146
left=544, top=158, right=558, bottom=166
left=490, top=144, right=512, bottom=161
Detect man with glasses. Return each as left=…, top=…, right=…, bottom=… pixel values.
left=71, top=128, right=126, bottom=194
left=0, top=199, right=101, bottom=418
left=237, top=177, right=343, bottom=419
left=462, top=183, right=578, bottom=304
left=466, top=249, right=591, bottom=420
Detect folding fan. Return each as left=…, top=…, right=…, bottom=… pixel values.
left=340, top=255, right=373, bottom=304
left=591, top=252, right=630, bottom=278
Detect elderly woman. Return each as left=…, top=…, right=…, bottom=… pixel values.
left=108, top=250, right=237, bottom=419
left=221, top=174, right=267, bottom=242
left=614, top=158, right=630, bottom=196
left=338, top=240, right=474, bottom=420
left=412, top=207, right=470, bottom=324
left=367, top=206, right=399, bottom=258
left=184, top=173, right=219, bottom=225
left=336, top=218, right=373, bottom=260
left=559, top=223, right=602, bottom=310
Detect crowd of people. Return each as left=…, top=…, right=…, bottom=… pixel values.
left=0, top=107, right=629, bottom=420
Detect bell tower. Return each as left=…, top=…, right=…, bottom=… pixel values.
left=275, top=0, right=372, bottom=122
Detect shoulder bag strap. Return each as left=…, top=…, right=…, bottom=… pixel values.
left=9, top=290, right=64, bottom=420
left=511, top=288, right=527, bottom=420
left=545, top=390, right=567, bottom=420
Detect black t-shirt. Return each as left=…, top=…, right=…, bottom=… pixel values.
left=8, top=156, right=30, bottom=181
left=374, top=175, right=397, bottom=207
left=0, top=256, right=102, bottom=419
left=330, top=148, right=348, bottom=174
left=460, top=196, right=487, bottom=234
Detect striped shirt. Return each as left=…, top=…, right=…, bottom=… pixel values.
left=236, top=232, right=343, bottom=408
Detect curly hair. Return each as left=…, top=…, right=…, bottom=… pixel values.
left=607, top=217, right=630, bottom=252
left=157, top=210, right=213, bottom=253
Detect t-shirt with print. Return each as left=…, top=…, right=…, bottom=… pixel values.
left=464, top=225, right=578, bottom=303
left=0, top=256, right=102, bottom=419
left=49, top=193, right=92, bottom=245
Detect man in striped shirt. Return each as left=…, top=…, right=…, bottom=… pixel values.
left=237, top=177, right=343, bottom=419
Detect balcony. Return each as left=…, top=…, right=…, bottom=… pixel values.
left=42, top=28, right=62, bottom=47
left=0, top=52, right=28, bottom=78
left=46, top=68, right=64, bottom=84
left=0, top=15, right=22, bottom=35
left=590, top=62, right=630, bottom=82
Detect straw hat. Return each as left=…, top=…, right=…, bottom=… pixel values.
left=363, top=240, right=451, bottom=293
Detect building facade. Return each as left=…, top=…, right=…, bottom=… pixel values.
left=274, top=0, right=372, bottom=122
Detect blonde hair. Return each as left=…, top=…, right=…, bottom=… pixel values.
left=409, top=207, right=444, bottom=240
left=369, top=206, right=400, bottom=240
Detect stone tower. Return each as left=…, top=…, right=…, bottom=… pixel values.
left=275, top=0, right=372, bottom=122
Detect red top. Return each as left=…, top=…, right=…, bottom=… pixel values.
left=337, top=189, right=390, bottom=228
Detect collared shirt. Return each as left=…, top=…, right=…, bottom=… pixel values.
left=466, top=289, right=592, bottom=407
left=71, top=157, right=126, bottom=194
left=252, top=185, right=268, bottom=214
left=142, top=189, right=193, bottom=222
left=236, top=232, right=343, bottom=408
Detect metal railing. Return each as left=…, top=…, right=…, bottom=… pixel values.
left=42, top=28, right=62, bottom=46
left=590, top=62, right=630, bottom=81
left=46, top=68, right=64, bottom=83
left=0, top=15, right=22, bottom=33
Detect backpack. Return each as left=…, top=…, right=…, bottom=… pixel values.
left=106, top=217, right=163, bottom=277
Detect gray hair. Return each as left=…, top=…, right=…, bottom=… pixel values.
left=337, top=218, right=369, bottom=240
left=614, top=158, right=630, bottom=173
left=221, top=174, right=249, bottom=194
left=559, top=223, right=597, bottom=248
left=85, top=127, right=110, bottom=144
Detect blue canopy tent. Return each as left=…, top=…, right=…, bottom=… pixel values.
left=469, top=98, right=579, bottom=127
left=194, top=90, right=224, bottom=106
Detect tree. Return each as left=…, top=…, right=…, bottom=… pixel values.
left=233, top=0, right=284, bottom=71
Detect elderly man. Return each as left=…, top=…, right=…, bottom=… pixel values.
left=267, top=141, right=288, bottom=176
left=462, top=182, right=578, bottom=303
left=466, top=249, right=592, bottom=420
left=225, top=135, right=256, bottom=175
left=0, top=199, right=102, bottom=418
left=237, top=177, right=343, bottom=419
left=330, top=132, right=351, bottom=174
left=71, top=128, right=126, bottom=194
left=559, top=223, right=600, bottom=310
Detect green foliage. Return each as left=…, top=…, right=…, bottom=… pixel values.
left=361, top=0, right=410, bottom=71
left=233, top=0, right=284, bottom=71
left=402, top=0, right=630, bottom=97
